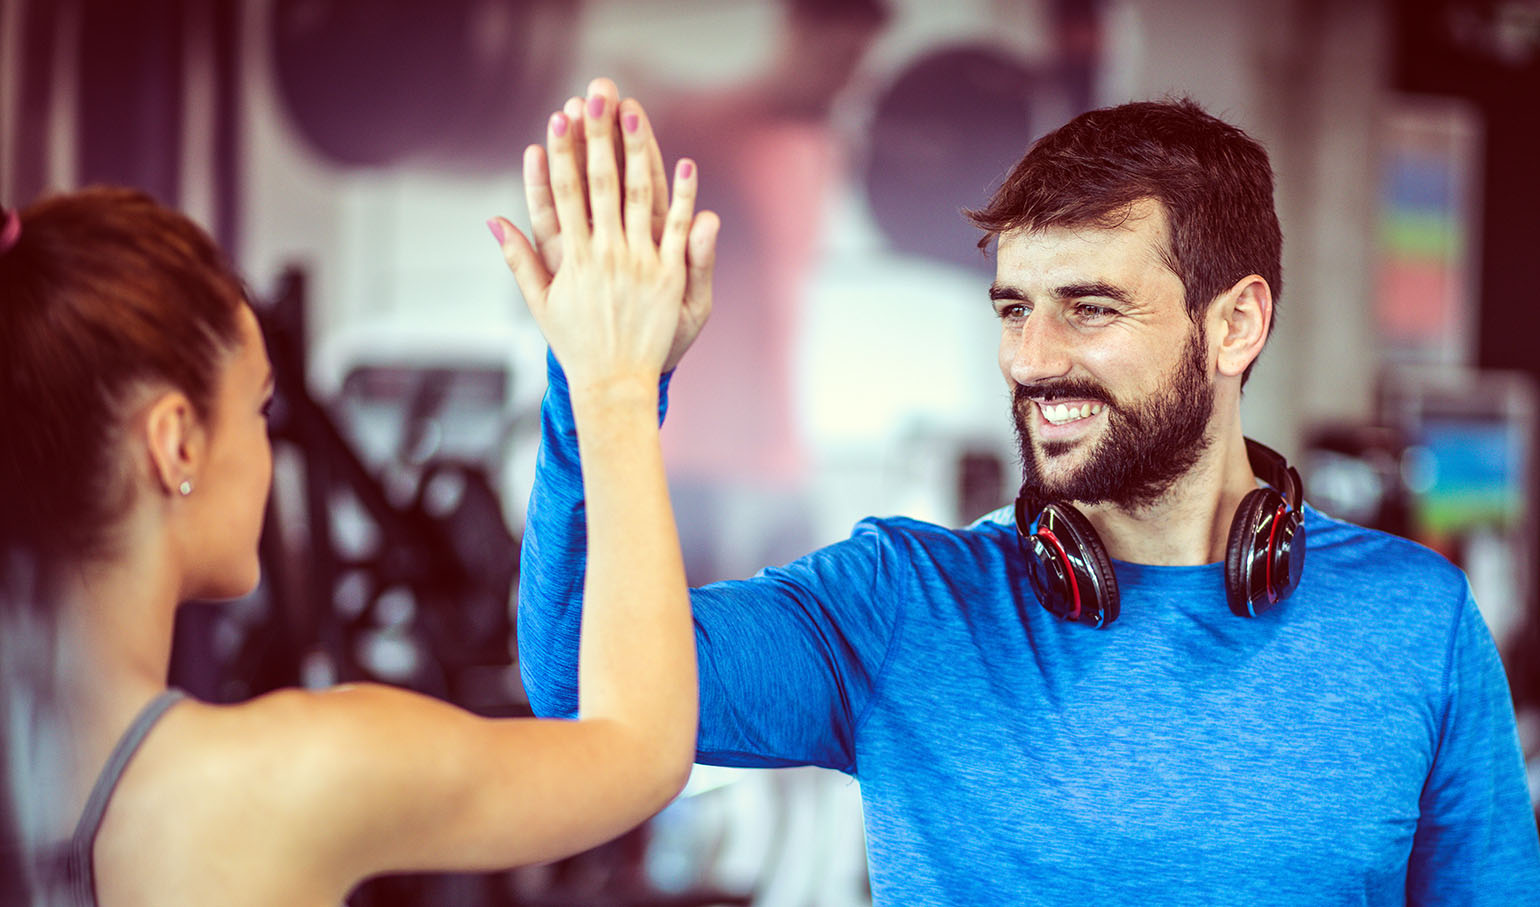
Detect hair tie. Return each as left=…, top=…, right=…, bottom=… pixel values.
left=0, top=208, right=19, bottom=254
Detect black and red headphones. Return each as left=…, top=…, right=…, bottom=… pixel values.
left=1013, top=438, right=1306, bottom=627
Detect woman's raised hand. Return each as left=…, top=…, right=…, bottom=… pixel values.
left=491, top=86, right=717, bottom=389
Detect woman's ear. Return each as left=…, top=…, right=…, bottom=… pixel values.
left=143, top=391, right=205, bottom=497
left=1210, top=275, right=1272, bottom=379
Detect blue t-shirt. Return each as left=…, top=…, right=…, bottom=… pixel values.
left=519, top=354, right=1540, bottom=904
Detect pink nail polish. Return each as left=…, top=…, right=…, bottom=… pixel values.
left=587, top=95, right=605, bottom=118
left=623, top=112, right=639, bottom=134
left=486, top=219, right=505, bottom=244
left=679, top=160, right=695, bottom=179
left=550, top=113, right=567, bottom=137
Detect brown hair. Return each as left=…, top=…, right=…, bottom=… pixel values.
left=0, top=187, right=249, bottom=567
left=968, top=98, right=1282, bottom=384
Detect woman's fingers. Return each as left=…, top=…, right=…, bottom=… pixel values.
left=546, top=110, right=590, bottom=248
left=658, top=159, right=698, bottom=266
left=488, top=217, right=550, bottom=314
left=620, top=101, right=655, bottom=253
left=583, top=93, right=623, bottom=245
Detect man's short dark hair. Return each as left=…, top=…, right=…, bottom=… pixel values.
left=967, top=98, right=1283, bottom=385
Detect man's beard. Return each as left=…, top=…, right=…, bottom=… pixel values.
left=1013, top=325, right=1215, bottom=512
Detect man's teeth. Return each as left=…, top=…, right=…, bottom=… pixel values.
left=1041, top=402, right=1104, bottom=424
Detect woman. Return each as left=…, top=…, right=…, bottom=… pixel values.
left=0, top=82, right=714, bottom=905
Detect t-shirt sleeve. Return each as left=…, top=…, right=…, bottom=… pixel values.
left=515, top=351, right=583, bottom=719
left=1405, top=582, right=1540, bottom=903
left=517, top=351, right=901, bottom=772
left=688, top=519, right=904, bottom=772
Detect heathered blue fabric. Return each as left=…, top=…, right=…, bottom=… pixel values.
left=519, top=353, right=1540, bottom=905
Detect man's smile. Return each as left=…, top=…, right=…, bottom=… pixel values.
left=1036, top=399, right=1105, bottom=426
left=1026, top=396, right=1108, bottom=444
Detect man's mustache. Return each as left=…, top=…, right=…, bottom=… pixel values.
left=1013, top=380, right=1112, bottom=406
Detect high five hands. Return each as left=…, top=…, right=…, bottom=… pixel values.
left=490, top=78, right=719, bottom=387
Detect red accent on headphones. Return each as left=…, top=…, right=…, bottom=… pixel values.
left=1264, top=501, right=1287, bottom=605
left=1036, top=528, right=1081, bottom=620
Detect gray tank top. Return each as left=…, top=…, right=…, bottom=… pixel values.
left=64, top=689, right=185, bottom=906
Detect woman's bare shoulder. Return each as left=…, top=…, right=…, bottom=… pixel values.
left=91, top=688, right=393, bottom=905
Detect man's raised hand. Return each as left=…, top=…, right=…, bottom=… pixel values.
left=491, top=90, right=713, bottom=389
left=506, top=79, right=717, bottom=375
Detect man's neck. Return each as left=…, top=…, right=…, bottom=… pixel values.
left=1078, top=425, right=1261, bottom=566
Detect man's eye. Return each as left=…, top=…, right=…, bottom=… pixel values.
left=997, top=304, right=1030, bottom=321
left=1076, top=304, right=1115, bottom=322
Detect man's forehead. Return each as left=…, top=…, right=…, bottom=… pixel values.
left=995, top=201, right=1175, bottom=279
left=1000, top=198, right=1170, bottom=247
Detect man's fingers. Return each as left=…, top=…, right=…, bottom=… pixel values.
left=523, top=144, right=562, bottom=272
left=685, top=209, right=719, bottom=314
left=583, top=92, right=623, bottom=244
left=658, top=159, right=698, bottom=265
left=587, top=76, right=620, bottom=105
left=545, top=111, right=590, bottom=247
left=620, top=101, right=655, bottom=252
left=562, top=95, right=586, bottom=197
left=557, top=96, right=590, bottom=223
left=488, top=217, right=550, bottom=314
left=646, top=118, right=669, bottom=241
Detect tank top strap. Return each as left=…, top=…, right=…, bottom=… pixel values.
left=66, top=688, right=187, bottom=906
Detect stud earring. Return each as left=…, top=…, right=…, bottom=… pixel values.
left=179, top=480, right=193, bottom=496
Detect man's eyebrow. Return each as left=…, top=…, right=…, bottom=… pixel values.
left=1054, top=282, right=1134, bottom=305
left=988, top=283, right=1027, bottom=302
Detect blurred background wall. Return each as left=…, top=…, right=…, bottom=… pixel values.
left=3, top=1, right=1537, bottom=904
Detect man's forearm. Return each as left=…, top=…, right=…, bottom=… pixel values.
left=517, top=351, right=671, bottom=718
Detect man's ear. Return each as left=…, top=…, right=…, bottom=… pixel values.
left=1210, top=275, right=1272, bottom=379
left=143, top=391, right=205, bottom=497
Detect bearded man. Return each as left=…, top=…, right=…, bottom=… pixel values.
left=515, top=85, right=1540, bottom=904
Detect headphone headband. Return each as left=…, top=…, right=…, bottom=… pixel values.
left=1243, top=438, right=1303, bottom=509
left=1015, top=438, right=1304, bottom=536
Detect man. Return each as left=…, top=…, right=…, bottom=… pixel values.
left=515, top=85, right=1540, bottom=903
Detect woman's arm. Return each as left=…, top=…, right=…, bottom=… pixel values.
left=242, top=85, right=713, bottom=894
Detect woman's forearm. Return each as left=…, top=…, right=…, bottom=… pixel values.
left=570, top=377, right=696, bottom=771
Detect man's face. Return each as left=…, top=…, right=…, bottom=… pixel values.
left=993, top=201, right=1215, bottom=512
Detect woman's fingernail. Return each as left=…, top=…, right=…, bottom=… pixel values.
left=678, top=160, right=695, bottom=179
left=623, top=112, right=639, bottom=134
left=550, top=112, right=567, bottom=137
left=587, top=95, right=605, bottom=118
left=486, top=219, right=505, bottom=244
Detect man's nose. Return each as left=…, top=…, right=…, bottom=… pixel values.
left=1007, top=313, right=1072, bottom=386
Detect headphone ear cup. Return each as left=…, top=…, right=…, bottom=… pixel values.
left=1042, top=502, right=1120, bottom=626
left=1225, top=489, right=1280, bottom=617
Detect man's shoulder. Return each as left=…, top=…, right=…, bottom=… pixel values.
left=1303, top=505, right=1459, bottom=572
left=798, top=511, right=1015, bottom=582
left=849, top=510, right=1015, bottom=551
left=1299, top=504, right=1470, bottom=612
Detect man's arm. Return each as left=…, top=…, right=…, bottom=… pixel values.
left=516, top=78, right=709, bottom=720
left=517, top=354, right=903, bottom=772
left=1405, top=585, right=1540, bottom=902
